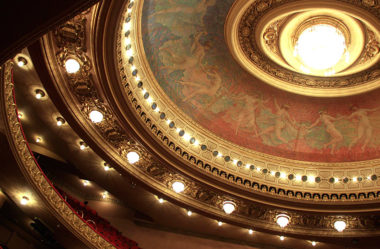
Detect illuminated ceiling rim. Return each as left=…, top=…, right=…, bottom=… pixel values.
left=122, top=0, right=380, bottom=195
left=226, top=0, right=380, bottom=97
left=6, top=0, right=380, bottom=242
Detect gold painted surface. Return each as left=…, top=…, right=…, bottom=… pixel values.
left=226, top=0, right=380, bottom=97
left=1, top=61, right=116, bottom=249
left=127, top=0, right=380, bottom=195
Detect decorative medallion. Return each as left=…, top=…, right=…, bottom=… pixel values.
left=226, top=0, right=380, bottom=97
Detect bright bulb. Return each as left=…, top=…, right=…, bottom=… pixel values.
left=57, top=120, right=63, bottom=126
left=35, top=93, right=42, bottom=99
left=222, top=201, right=236, bottom=214
left=280, top=236, right=285, bottom=241
left=102, top=192, right=108, bottom=199
left=218, top=221, right=223, bottom=226
left=104, top=165, right=110, bottom=171
left=89, top=110, right=103, bottom=123
left=311, top=241, right=317, bottom=246
left=183, top=133, right=191, bottom=141
left=248, top=229, right=253, bottom=235
left=296, top=24, right=346, bottom=71
left=158, top=198, right=164, bottom=203
left=172, top=181, right=185, bottom=193
left=20, top=196, right=29, bottom=205
left=83, top=180, right=90, bottom=186
left=36, top=137, right=42, bottom=143
left=276, top=214, right=290, bottom=228
left=65, top=59, right=81, bottom=74
left=80, top=144, right=86, bottom=150
left=309, top=175, right=315, bottom=183
left=187, top=210, right=192, bottom=216
left=127, top=151, right=140, bottom=164
left=334, top=220, right=346, bottom=232
left=295, top=175, right=302, bottom=181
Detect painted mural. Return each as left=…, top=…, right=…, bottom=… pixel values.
left=142, top=0, right=380, bottom=162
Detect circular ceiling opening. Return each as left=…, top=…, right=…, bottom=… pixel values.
left=294, top=23, right=347, bottom=74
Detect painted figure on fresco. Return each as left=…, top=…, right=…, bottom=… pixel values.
left=160, top=31, right=211, bottom=74
left=151, top=0, right=217, bottom=17
left=308, top=111, right=344, bottom=154
left=346, top=105, right=380, bottom=151
left=255, top=99, right=297, bottom=149
left=143, top=0, right=380, bottom=161
left=179, top=66, right=222, bottom=102
left=233, top=94, right=269, bottom=135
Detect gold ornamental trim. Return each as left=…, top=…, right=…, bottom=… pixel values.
left=126, top=0, right=380, bottom=197
left=0, top=62, right=116, bottom=249
left=226, top=0, right=380, bottom=97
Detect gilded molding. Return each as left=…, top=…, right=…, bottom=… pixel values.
left=32, top=0, right=380, bottom=236
left=1, top=61, right=116, bottom=249
left=237, top=0, right=380, bottom=89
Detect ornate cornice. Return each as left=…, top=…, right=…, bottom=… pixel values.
left=30, top=0, right=380, bottom=237
left=226, top=0, right=380, bottom=96
left=0, top=61, right=116, bottom=248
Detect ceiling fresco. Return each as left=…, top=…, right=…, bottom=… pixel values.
left=141, top=0, right=380, bottom=163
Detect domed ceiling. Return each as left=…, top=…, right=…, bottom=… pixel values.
left=141, top=0, right=380, bottom=163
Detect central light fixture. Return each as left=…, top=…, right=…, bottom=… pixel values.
left=172, top=181, right=185, bottom=193
left=294, top=24, right=347, bottom=72
left=276, top=214, right=290, bottom=228
left=334, top=220, right=347, bottom=232
left=222, top=201, right=236, bottom=214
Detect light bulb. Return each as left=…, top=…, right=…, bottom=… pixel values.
left=218, top=221, right=223, bottom=226
left=276, top=214, right=290, bottom=228
left=158, top=198, right=164, bottom=204
left=311, top=241, right=317, bottom=246
left=127, top=151, right=140, bottom=164
left=309, top=175, right=315, bottom=183
left=295, top=24, right=346, bottom=71
left=104, top=165, right=110, bottom=171
left=222, top=201, right=236, bottom=214
left=187, top=210, right=192, bottom=216
left=79, top=141, right=87, bottom=150
left=17, top=57, right=27, bottom=67
left=83, top=180, right=90, bottom=186
left=248, top=229, right=253, bottom=235
left=334, top=220, right=346, bottom=232
left=89, top=110, right=104, bottom=123
left=65, top=59, right=80, bottom=74
left=34, top=89, right=45, bottom=100
left=172, top=181, right=185, bottom=193
left=36, top=137, right=42, bottom=143
left=102, top=191, right=108, bottom=199
left=56, top=117, right=65, bottom=126
left=20, top=196, right=29, bottom=205
left=280, top=236, right=285, bottom=241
